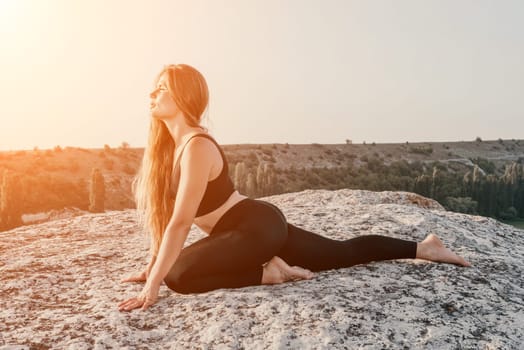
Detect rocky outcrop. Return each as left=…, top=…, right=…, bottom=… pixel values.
left=1, top=189, right=522, bottom=349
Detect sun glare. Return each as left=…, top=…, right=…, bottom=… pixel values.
left=0, top=0, right=19, bottom=33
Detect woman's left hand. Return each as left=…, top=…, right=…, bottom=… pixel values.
left=118, top=280, right=161, bottom=312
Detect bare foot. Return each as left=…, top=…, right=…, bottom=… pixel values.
left=416, top=233, right=471, bottom=267
left=261, top=256, right=315, bottom=285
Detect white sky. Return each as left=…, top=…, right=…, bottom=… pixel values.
left=0, top=0, right=523, bottom=150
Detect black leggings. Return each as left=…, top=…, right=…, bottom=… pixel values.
left=164, top=198, right=417, bottom=294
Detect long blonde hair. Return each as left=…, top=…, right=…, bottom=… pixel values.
left=132, top=64, right=209, bottom=256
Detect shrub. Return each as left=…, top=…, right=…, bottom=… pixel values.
left=499, top=206, right=518, bottom=220
left=69, top=161, right=80, bottom=173
left=104, top=159, right=115, bottom=171
left=248, top=152, right=258, bottom=163
left=443, top=196, right=478, bottom=214
left=123, top=163, right=136, bottom=175
left=469, top=157, right=496, bottom=174
left=409, top=145, right=433, bottom=155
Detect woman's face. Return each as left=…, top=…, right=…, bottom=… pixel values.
left=149, top=73, right=180, bottom=120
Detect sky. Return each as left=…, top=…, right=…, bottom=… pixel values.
left=0, top=0, right=523, bottom=150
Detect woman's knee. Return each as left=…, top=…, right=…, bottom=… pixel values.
left=164, top=272, right=195, bottom=295
left=258, top=213, right=288, bottom=250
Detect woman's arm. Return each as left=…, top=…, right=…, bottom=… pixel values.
left=121, top=246, right=158, bottom=283
left=147, top=138, right=217, bottom=284
left=147, top=223, right=191, bottom=285
left=145, top=253, right=157, bottom=278
left=118, top=137, right=216, bottom=311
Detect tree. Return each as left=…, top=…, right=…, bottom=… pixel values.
left=234, top=162, right=247, bottom=194
left=0, top=169, right=23, bottom=230
left=265, top=164, right=277, bottom=195
left=254, top=162, right=278, bottom=197
left=502, top=162, right=524, bottom=218
left=89, top=168, right=105, bottom=213
left=431, top=166, right=444, bottom=202
left=414, top=174, right=432, bottom=198
left=256, top=163, right=266, bottom=196
left=246, top=173, right=257, bottom=198
left=471, top=165, right=483, bottom=200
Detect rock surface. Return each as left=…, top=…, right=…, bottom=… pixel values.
left=1, top=189, right=523, bottom=349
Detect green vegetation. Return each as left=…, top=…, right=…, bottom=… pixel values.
left=469, top=157, right=496, bottom=174
left=2, top=140, right=524, bottom=232
left=230, top=157, right=524, bottom=224
left=500, top=219, right=524, bottom=230
left=408, top=145, right=433, bottom=155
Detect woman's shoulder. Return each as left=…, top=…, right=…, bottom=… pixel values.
left=185, top=133, right=224, bottom=157
left=179, top=133, right=224, bottom=170
left=189, top=132, right=218, bottom=144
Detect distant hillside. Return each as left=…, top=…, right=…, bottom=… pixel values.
left=222, top=138, right=524, bottom=175
left=0, top=138, right=523, bottom=229
left=0, top=145, right=142, bottom=212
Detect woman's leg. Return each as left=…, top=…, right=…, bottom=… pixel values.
left=256, top=201, right=417, bottom=272
left=164, top=200, right=289, bottom=294
left=274, top=223, right=470, bottom=273
left=276, top=223, right=418, bottom=272
left=163, top=230, right=273, bottom=293
left=415, top=233, right=470, bottom=266
left=260, top=201, right=469, bottom=273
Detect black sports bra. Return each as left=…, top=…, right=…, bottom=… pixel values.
left=169, top=133, right=236, bottom=217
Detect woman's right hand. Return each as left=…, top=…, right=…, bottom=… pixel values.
left=121, top=269, right=148, bottom=283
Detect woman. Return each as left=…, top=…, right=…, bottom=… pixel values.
left=118, top=64, right=470, bottom=312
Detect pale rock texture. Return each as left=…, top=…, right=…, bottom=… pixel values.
left=0, top=189, right=523, bottom=349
